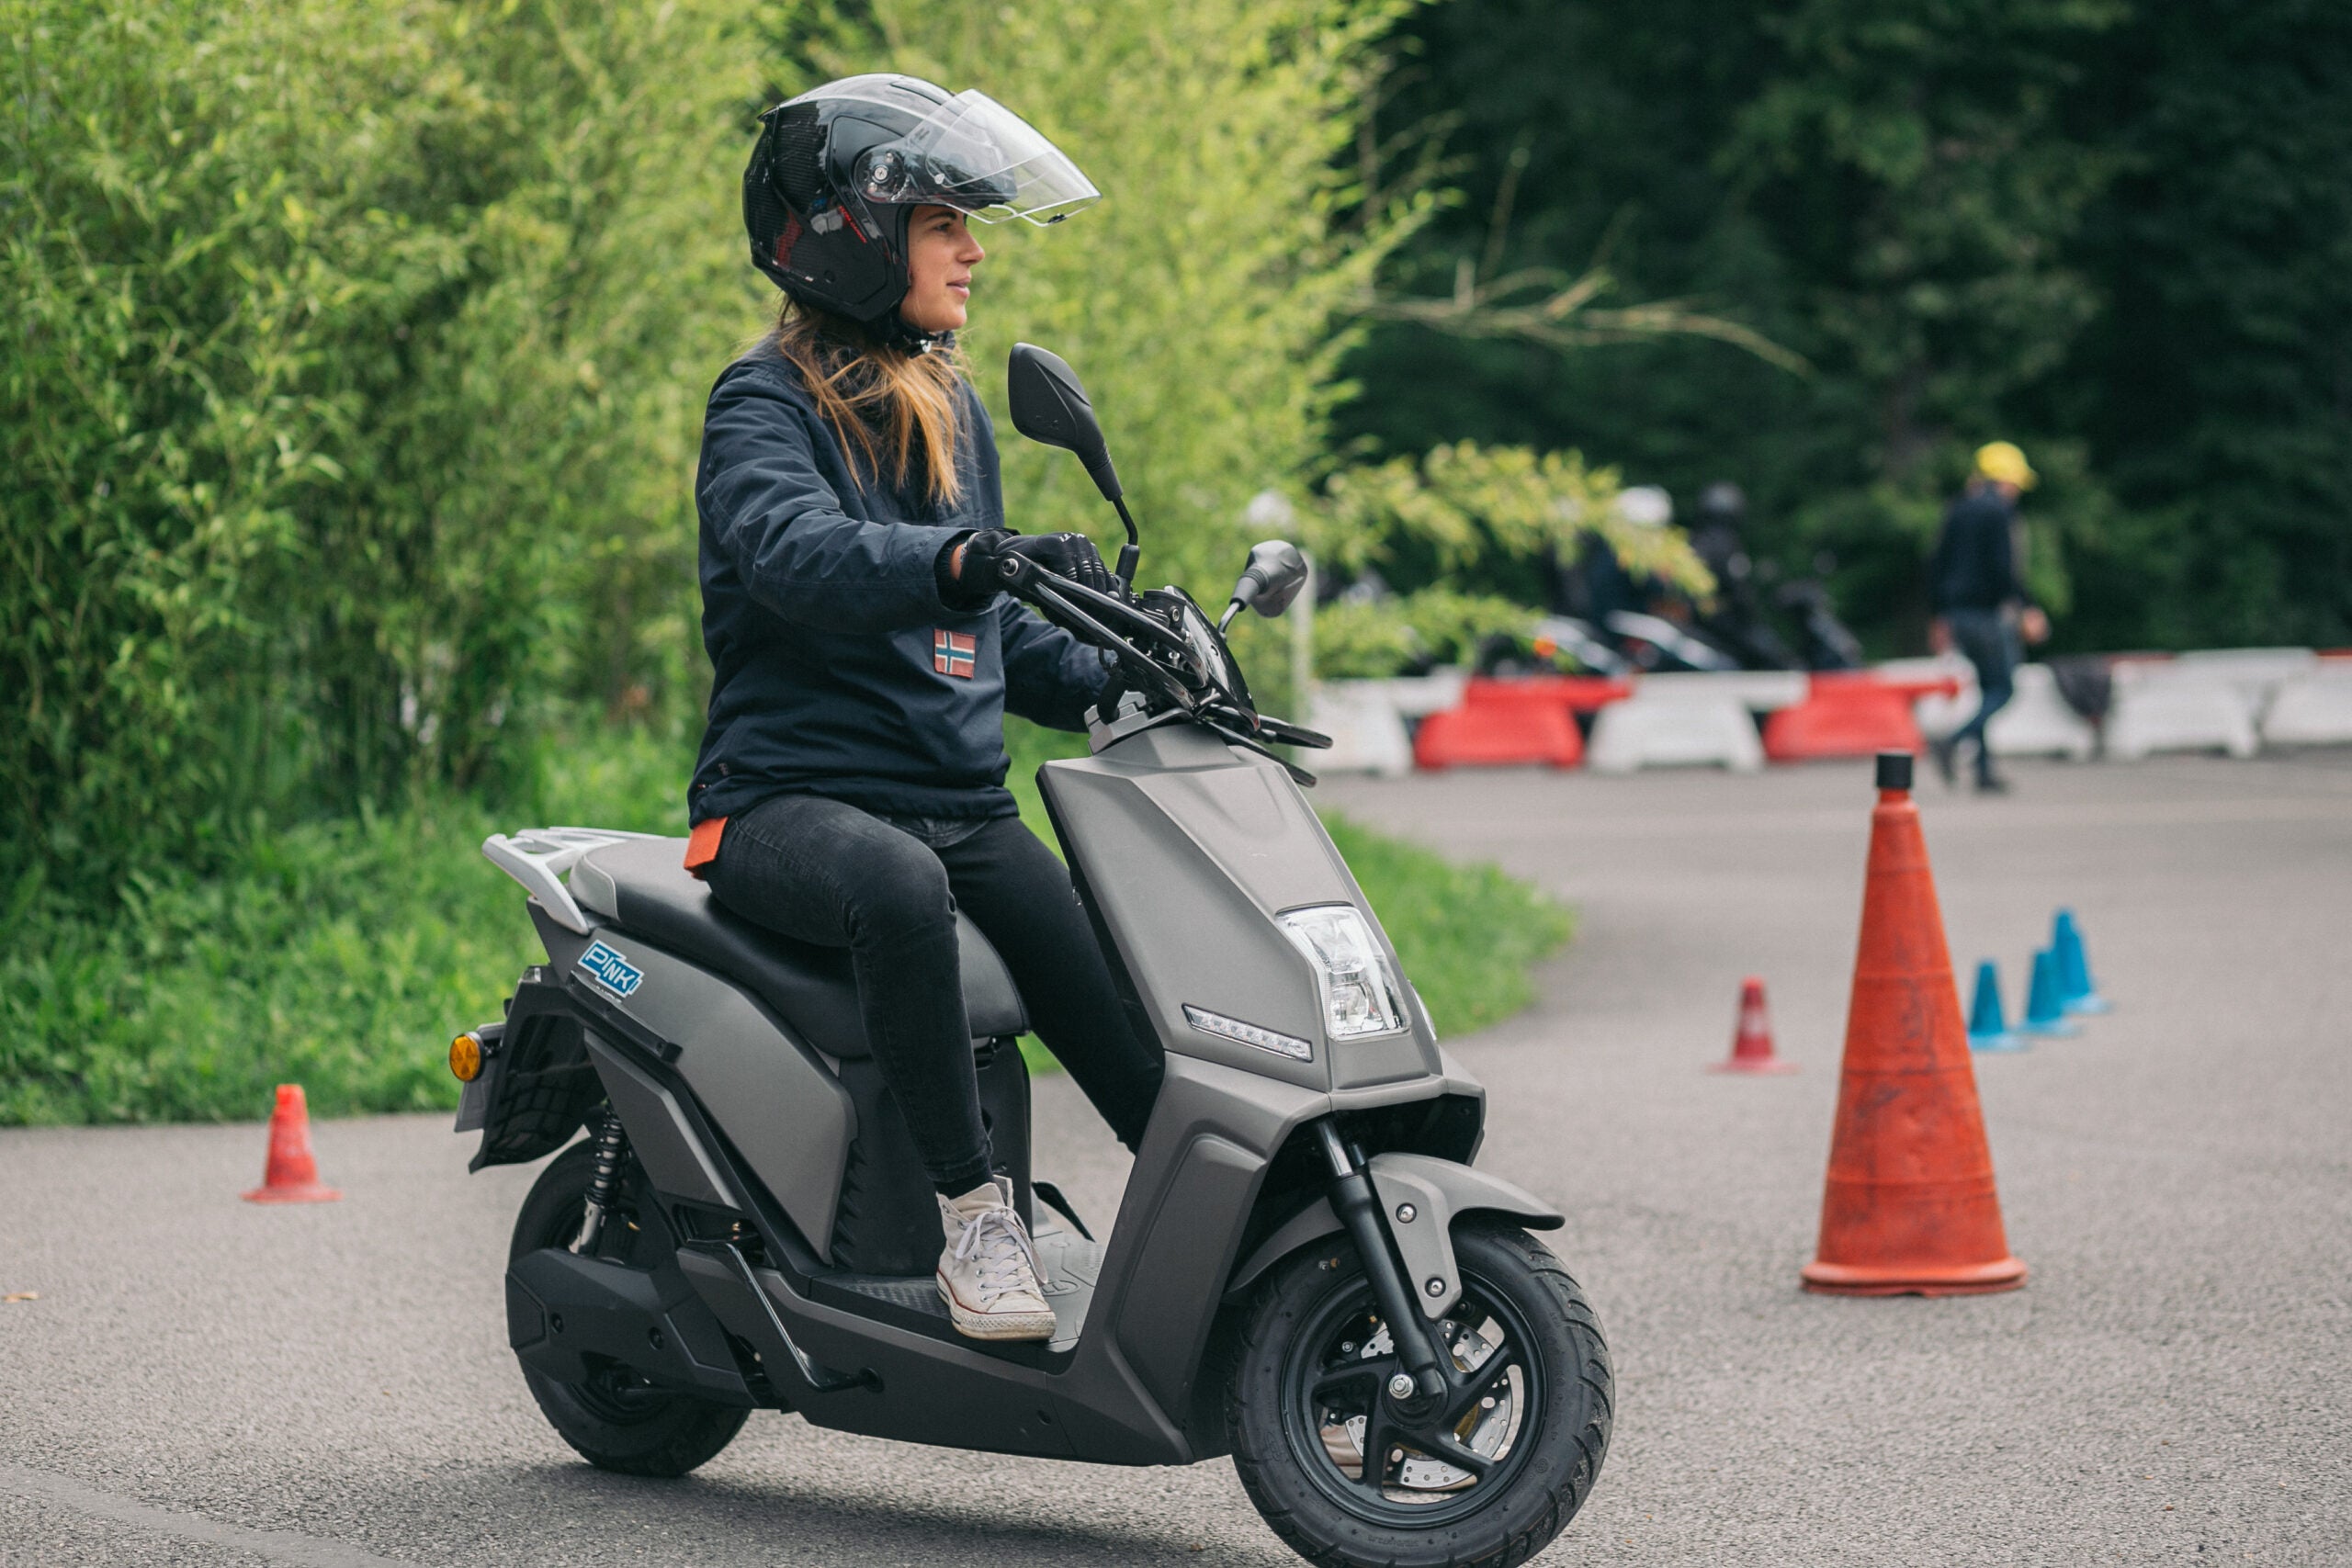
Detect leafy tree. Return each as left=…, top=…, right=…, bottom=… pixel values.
left=4, top=0, right=1450, bottom=898
left=1349, top=0, right=2352, bottom=653
left=2, top=0, right=752, bottom=898
left=764, top=0, right=1427, bottom=595
left=2056, top=0, right=2352, bottom=649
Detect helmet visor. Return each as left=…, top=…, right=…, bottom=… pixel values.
left=862, top=91, right=1100, bottom=225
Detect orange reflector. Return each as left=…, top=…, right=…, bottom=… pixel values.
left=448, top=1032, right=483, bottom=1083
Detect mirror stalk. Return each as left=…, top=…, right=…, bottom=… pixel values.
left=1112, top=497, right=1140, bottom=592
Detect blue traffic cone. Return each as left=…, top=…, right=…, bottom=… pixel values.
left=1967, top=960, right=2026, bottom=1053
left=2020, top=947, right=2080, bottom=1037
left=2052, top=908, right=2111, bottom=1015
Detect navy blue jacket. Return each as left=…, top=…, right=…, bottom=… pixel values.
left=688, top=344, right=1109, bottom=827
left=1928, top=487, right=2028, bottom=615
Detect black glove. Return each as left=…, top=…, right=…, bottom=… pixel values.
left=949, top=528, right=1115, bottom=602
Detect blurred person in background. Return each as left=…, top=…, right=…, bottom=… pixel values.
left=1928, top=441, right=2051, bottom=793
left=1685, top=481, right=1803, bottom=670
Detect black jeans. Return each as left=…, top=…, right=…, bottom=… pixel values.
left=1946, top=607, right=2019, bottom=779
left=703, top=793, right=1163, bottom=1195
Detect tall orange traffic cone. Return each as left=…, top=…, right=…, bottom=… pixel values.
left=1711, top=976, right=1798, bottom=1074
left=1801, top=753, right=2023, bottom=1295
left=241, top=1084, right=342, bottom=1203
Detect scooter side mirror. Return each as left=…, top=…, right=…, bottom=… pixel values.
left=1008, top=343, right=1123, bottom=504
left=1224, top=540, right=1309, bottom=628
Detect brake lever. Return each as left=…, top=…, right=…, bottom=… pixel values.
left=1252, top=715, right=1334, bottom=750
left=1011, top=568, right=1196, bottom=714
left=1007, top=560, right=1192, bottom=658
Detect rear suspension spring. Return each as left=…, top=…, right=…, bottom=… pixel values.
left=571, top=1107, right=627, bottom=1256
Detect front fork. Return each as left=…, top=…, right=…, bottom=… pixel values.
left=1313, top=1120, right=1450, bottom=1400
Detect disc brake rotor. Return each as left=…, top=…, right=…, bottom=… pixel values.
left=1318, top=1320, right=1521, bottom=1499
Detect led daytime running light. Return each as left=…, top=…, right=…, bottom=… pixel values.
left=1182, top=1004, right=1313, bottom=1062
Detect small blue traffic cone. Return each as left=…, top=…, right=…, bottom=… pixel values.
left=1967, top=960, right=2026, bottom=1053
left=2052, top=908, right=2110, bottom=1015
left=2020, top=947, right=2080, bottom=1037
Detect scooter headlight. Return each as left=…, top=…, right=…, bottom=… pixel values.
left=1278, top=905, right=1409, bottom=1041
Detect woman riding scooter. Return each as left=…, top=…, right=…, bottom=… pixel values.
left=688, top=74, right=1160, bottom=1342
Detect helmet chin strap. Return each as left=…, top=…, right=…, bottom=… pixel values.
left=863, top=202, right=953, bottom=354
left=871, top=308, right=953, bottom=355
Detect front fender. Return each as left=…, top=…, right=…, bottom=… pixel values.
left=1224, top=1152, right=1564, bottom=1321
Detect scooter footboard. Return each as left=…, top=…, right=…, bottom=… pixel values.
left=1222, top=1152, right=1564, bottom=1323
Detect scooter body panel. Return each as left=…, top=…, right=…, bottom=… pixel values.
left=583, top=1033, right=745, bottom=1212
left=567, top=925, right=854, bottom=1255
left=1038, top=725, right=1444, bottom=1095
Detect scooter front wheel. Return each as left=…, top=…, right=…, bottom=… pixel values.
left=1227, top=1222, right=1611, bottom=1568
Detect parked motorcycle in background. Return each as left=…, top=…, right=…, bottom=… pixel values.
left=1517, top=479, right=1864, bottom=676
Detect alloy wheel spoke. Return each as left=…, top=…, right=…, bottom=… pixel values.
left=1439, top=1345, right=1521, bottom=1427
left=1417, top=1429, right=1496, bottom=1481
left=1354, top=1403, right=1396, bottom=1494
left=1312, top=1357, right=1396, bottom=1408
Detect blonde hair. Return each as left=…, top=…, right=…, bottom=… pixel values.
left=772, top=303, right=967, bottom=507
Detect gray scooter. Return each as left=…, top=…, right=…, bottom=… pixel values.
left=449, top=344, right=1611, bottom=1567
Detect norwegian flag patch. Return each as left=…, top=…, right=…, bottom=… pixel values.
left=933, top=629, right=978, bottom=678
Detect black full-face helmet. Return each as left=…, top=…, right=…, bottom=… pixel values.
left=743, top=74, right=1099, bottom=344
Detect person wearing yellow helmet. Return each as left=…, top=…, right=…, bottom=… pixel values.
left=1927, top=442, right=2052, bottom=792
left=1972, top=440, right=2038, bottom=493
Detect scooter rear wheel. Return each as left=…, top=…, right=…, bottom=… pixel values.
left=1227, top=1222, right=1611, bottom=1568
left=510, top=1138, right=750, bottom=1477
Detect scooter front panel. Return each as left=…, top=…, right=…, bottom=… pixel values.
left=1129, top=763, right=1355, bottom=916
left=1042, top=755, right=1329, bottom=1091
left=1040, top=728, right=1442, bottom=1093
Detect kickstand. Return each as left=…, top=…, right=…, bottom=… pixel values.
left=1031, top=1180, right=1094, bottom=1241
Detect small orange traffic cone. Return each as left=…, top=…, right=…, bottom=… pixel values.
left=1711, top=976, right=1797, bottom=1074
left=242, top=1084, right=341, bottom=1204
left=1801, top=753, right=2024, bottom=1296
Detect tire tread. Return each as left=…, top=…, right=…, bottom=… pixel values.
left=1224, top=1222, right=1611, bottom=1568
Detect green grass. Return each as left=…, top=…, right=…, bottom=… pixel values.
left=1, top=723, right=1569, bottom=1124
left=0, top=724, right=693, bottom=1126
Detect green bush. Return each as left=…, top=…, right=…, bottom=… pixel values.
left=0, top=800, right=526, bottom=1124
left=0, top=719, right=698, bottom=1124
left=1, top=718, right=1567, bottom=1123
left=3, top=0, right=752, bottom=900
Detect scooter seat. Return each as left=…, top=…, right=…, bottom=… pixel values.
left=568, top=837, right=1029, bottom=1059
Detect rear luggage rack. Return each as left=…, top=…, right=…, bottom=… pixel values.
left=483, top=827, right=662, bottom=934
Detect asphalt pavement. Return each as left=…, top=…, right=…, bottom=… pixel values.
left=5, top=750, right=2348, bottom=1565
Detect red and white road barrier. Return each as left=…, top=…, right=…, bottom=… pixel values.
left=1305, top=646, right=2346, bottom=776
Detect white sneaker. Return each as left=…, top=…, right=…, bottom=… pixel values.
left=936, top=1177, right=1057, bottom=1342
